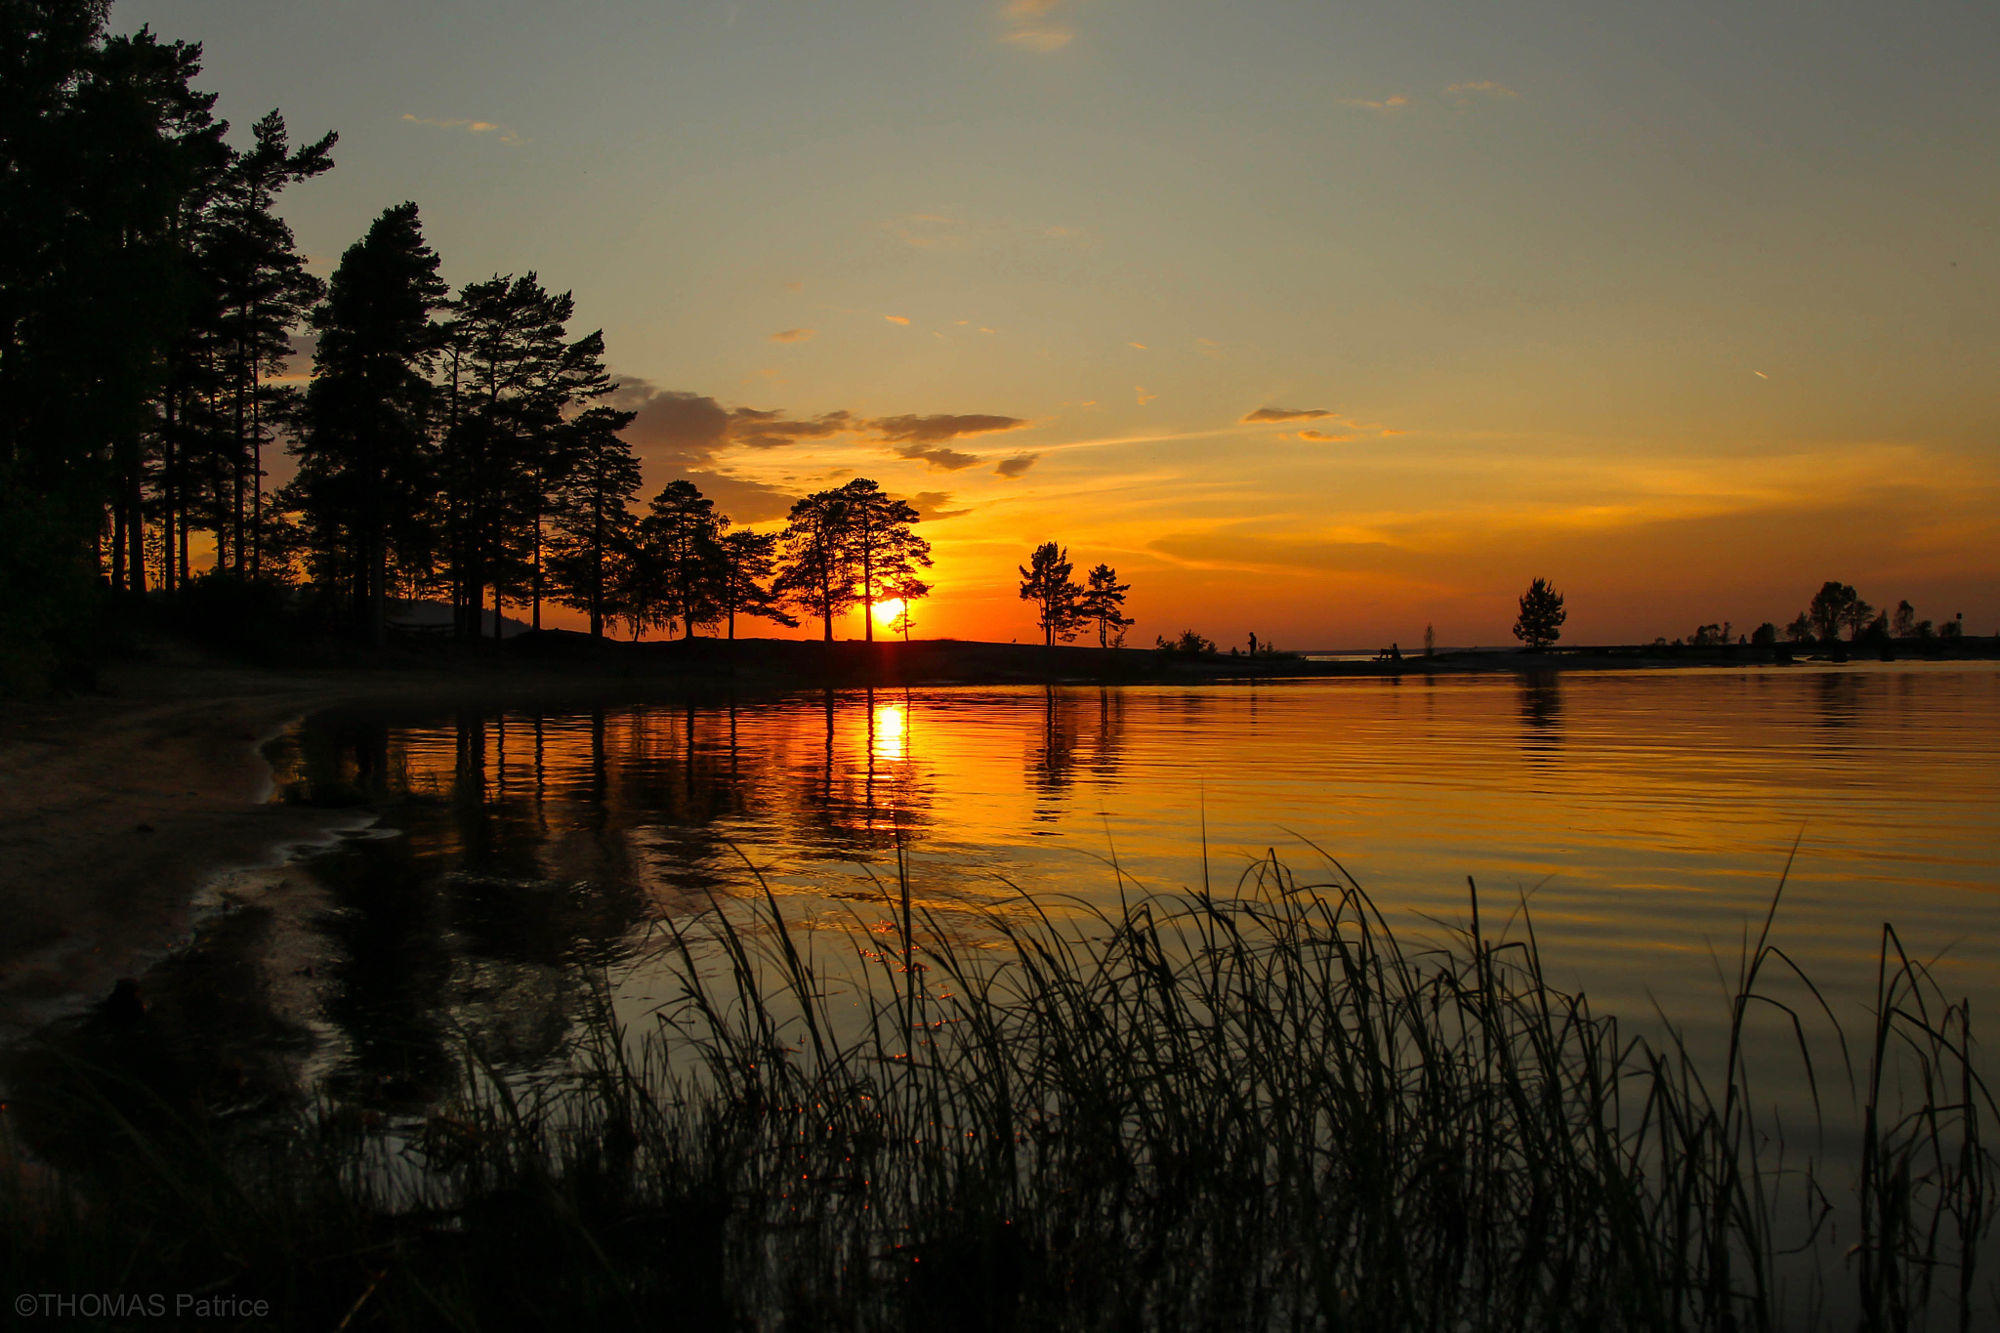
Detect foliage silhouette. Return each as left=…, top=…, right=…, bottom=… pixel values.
left=1079, top=562, right=1133, bottom=648
left=291, top=203, right=447, bottom=645
left=1019, top=542, right=1084, bottom=646
left=1807, top=580, right=1873, bottom=644
left=1512, top=576, right=1566, bottom=650
left=832, top=479, right=928, bottom=644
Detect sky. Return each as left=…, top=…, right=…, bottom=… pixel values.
left=116, top=0, right=2000, bottom=648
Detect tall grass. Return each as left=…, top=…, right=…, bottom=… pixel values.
left=4, top=855, right=1994, bottom=1330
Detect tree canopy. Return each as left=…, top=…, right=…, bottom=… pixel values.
left=1512, top=577, right=1566, bottom=650
left=1019, top=543, right=1085, bottom=647
left=1079, top=563, right=1133, bottom=648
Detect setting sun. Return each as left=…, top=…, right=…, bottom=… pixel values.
left=873, top=598, right=905, bottom=625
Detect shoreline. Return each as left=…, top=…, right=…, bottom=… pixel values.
left=0, top=646, right=767, bottom=1046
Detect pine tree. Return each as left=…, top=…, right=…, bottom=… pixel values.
left=1019, top=542, right=1084, bottom=646
left=775, top=488, right=858, bottom=641
left=639, top=479, right=723, bottom=638
left=0, top=13, right=228, bottom=609
left=885, top=572, right=931, bottom=643
left=1078, top=562, right=1132, bottom=647
left=836, top=478, right=931, bottom=644
left=713, top=527, right=797, bottom=640
left=439, top=274, right=610, bottom=637
left=1512, top=577, right=1566, bottom=650
left=293, top=202, right=447, bottom=644
left=202, top=109, right=334, bottom=580
left=545, top=404, right=638, bottom=638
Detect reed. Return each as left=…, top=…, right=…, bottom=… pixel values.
left=3, top=855, right=1993, bottom=1330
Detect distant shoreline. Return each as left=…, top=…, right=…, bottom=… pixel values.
left=484, top=628, right=2000, bottom=687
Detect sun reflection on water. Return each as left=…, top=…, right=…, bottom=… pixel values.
left=871, top=702, right=908, bottom=763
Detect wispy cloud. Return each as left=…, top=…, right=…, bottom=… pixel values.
left=911, top=491, right=972, bottom=520
left=995, top=453, right=1039, bottom=479
left=611, top=377, right=1034, bottom=478
left=400, top=112, right=525, bottom=146
left=1001, top=0, right=1075, bottom=51
left=682, top=470, right=796, bottom=523
left=769, top=328, right=815, bottom=344
left=874, top=413, right=1030, bottom=471
left=1135, top=386, right=1158, bottom=405
left=730, top=407, right=855, bottom=450
left=1243, top=406, right=1334, bottom=423
left=884, top=314, right=911, bottom=326
left=1446, top=80, right=1519, bottom=99
left=1338, top=95, right=1409, bottom=113
left=895, top=445, right=981, bottom=471
left=1295, top=429, right=1355, bottom=443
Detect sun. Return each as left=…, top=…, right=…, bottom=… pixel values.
left=873, top=597, right=906, bottom=624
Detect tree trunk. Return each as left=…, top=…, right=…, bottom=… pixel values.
left=862, top=547, right=874, bottom=643
left=368, top=532, right=387, bottom=648
left=125, top=466, right=146, bottom=597
left=111, top=501, right=126, bottom=594
left=230, top=370, right=245, bottom=577
left=160, top=390, right=177, bottom=596
left=249, top=372, right=262, bottom=581
left=530, top=503, right=542, bottom=630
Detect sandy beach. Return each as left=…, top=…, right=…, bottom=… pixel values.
left=0, top=650, right=377, bottom=1043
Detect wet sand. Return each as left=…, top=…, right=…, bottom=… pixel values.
left=0, top=653, right=370, bottom=1043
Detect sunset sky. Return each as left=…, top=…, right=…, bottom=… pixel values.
left=116, top=0, right=1999, bottom=647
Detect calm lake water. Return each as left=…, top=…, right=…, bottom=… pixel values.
left=254, top=661, right=2000, bottom=1115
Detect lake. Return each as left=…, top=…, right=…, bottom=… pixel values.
left=251, top=661, right=2000, bottom=1118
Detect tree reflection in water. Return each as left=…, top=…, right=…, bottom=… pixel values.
left=1029, top=687, right=1128, bottom=826
left=1517, top=672, right=1563, bottom=760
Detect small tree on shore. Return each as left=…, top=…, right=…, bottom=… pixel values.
left=1807, top=581, right=1871, bottom=643
left=1079, top=563, right=1132, bottom=647
left=1157, top=629, right=1215, bottom=656
left=1512, top=577, right=1566, bottom=650
left=885, top=572, right=930, bottom=642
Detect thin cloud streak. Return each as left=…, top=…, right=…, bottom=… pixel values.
left=1339, top=95, right=1408, bottom=112
left=1000, top=0, right=1075, bottom=50
left=400, top=112, right=525, bottom=145
left=1243, top=406, right=1334, bottom=423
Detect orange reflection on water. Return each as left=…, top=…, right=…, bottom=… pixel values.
left=267, top=667, right=2000, bottom=1038
left=870, top=702, right=908, bottom=764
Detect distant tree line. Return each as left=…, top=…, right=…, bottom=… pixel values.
left=1683, top=583, right=1965, bottom=652
left=0, top=3, right=939, bottom=679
